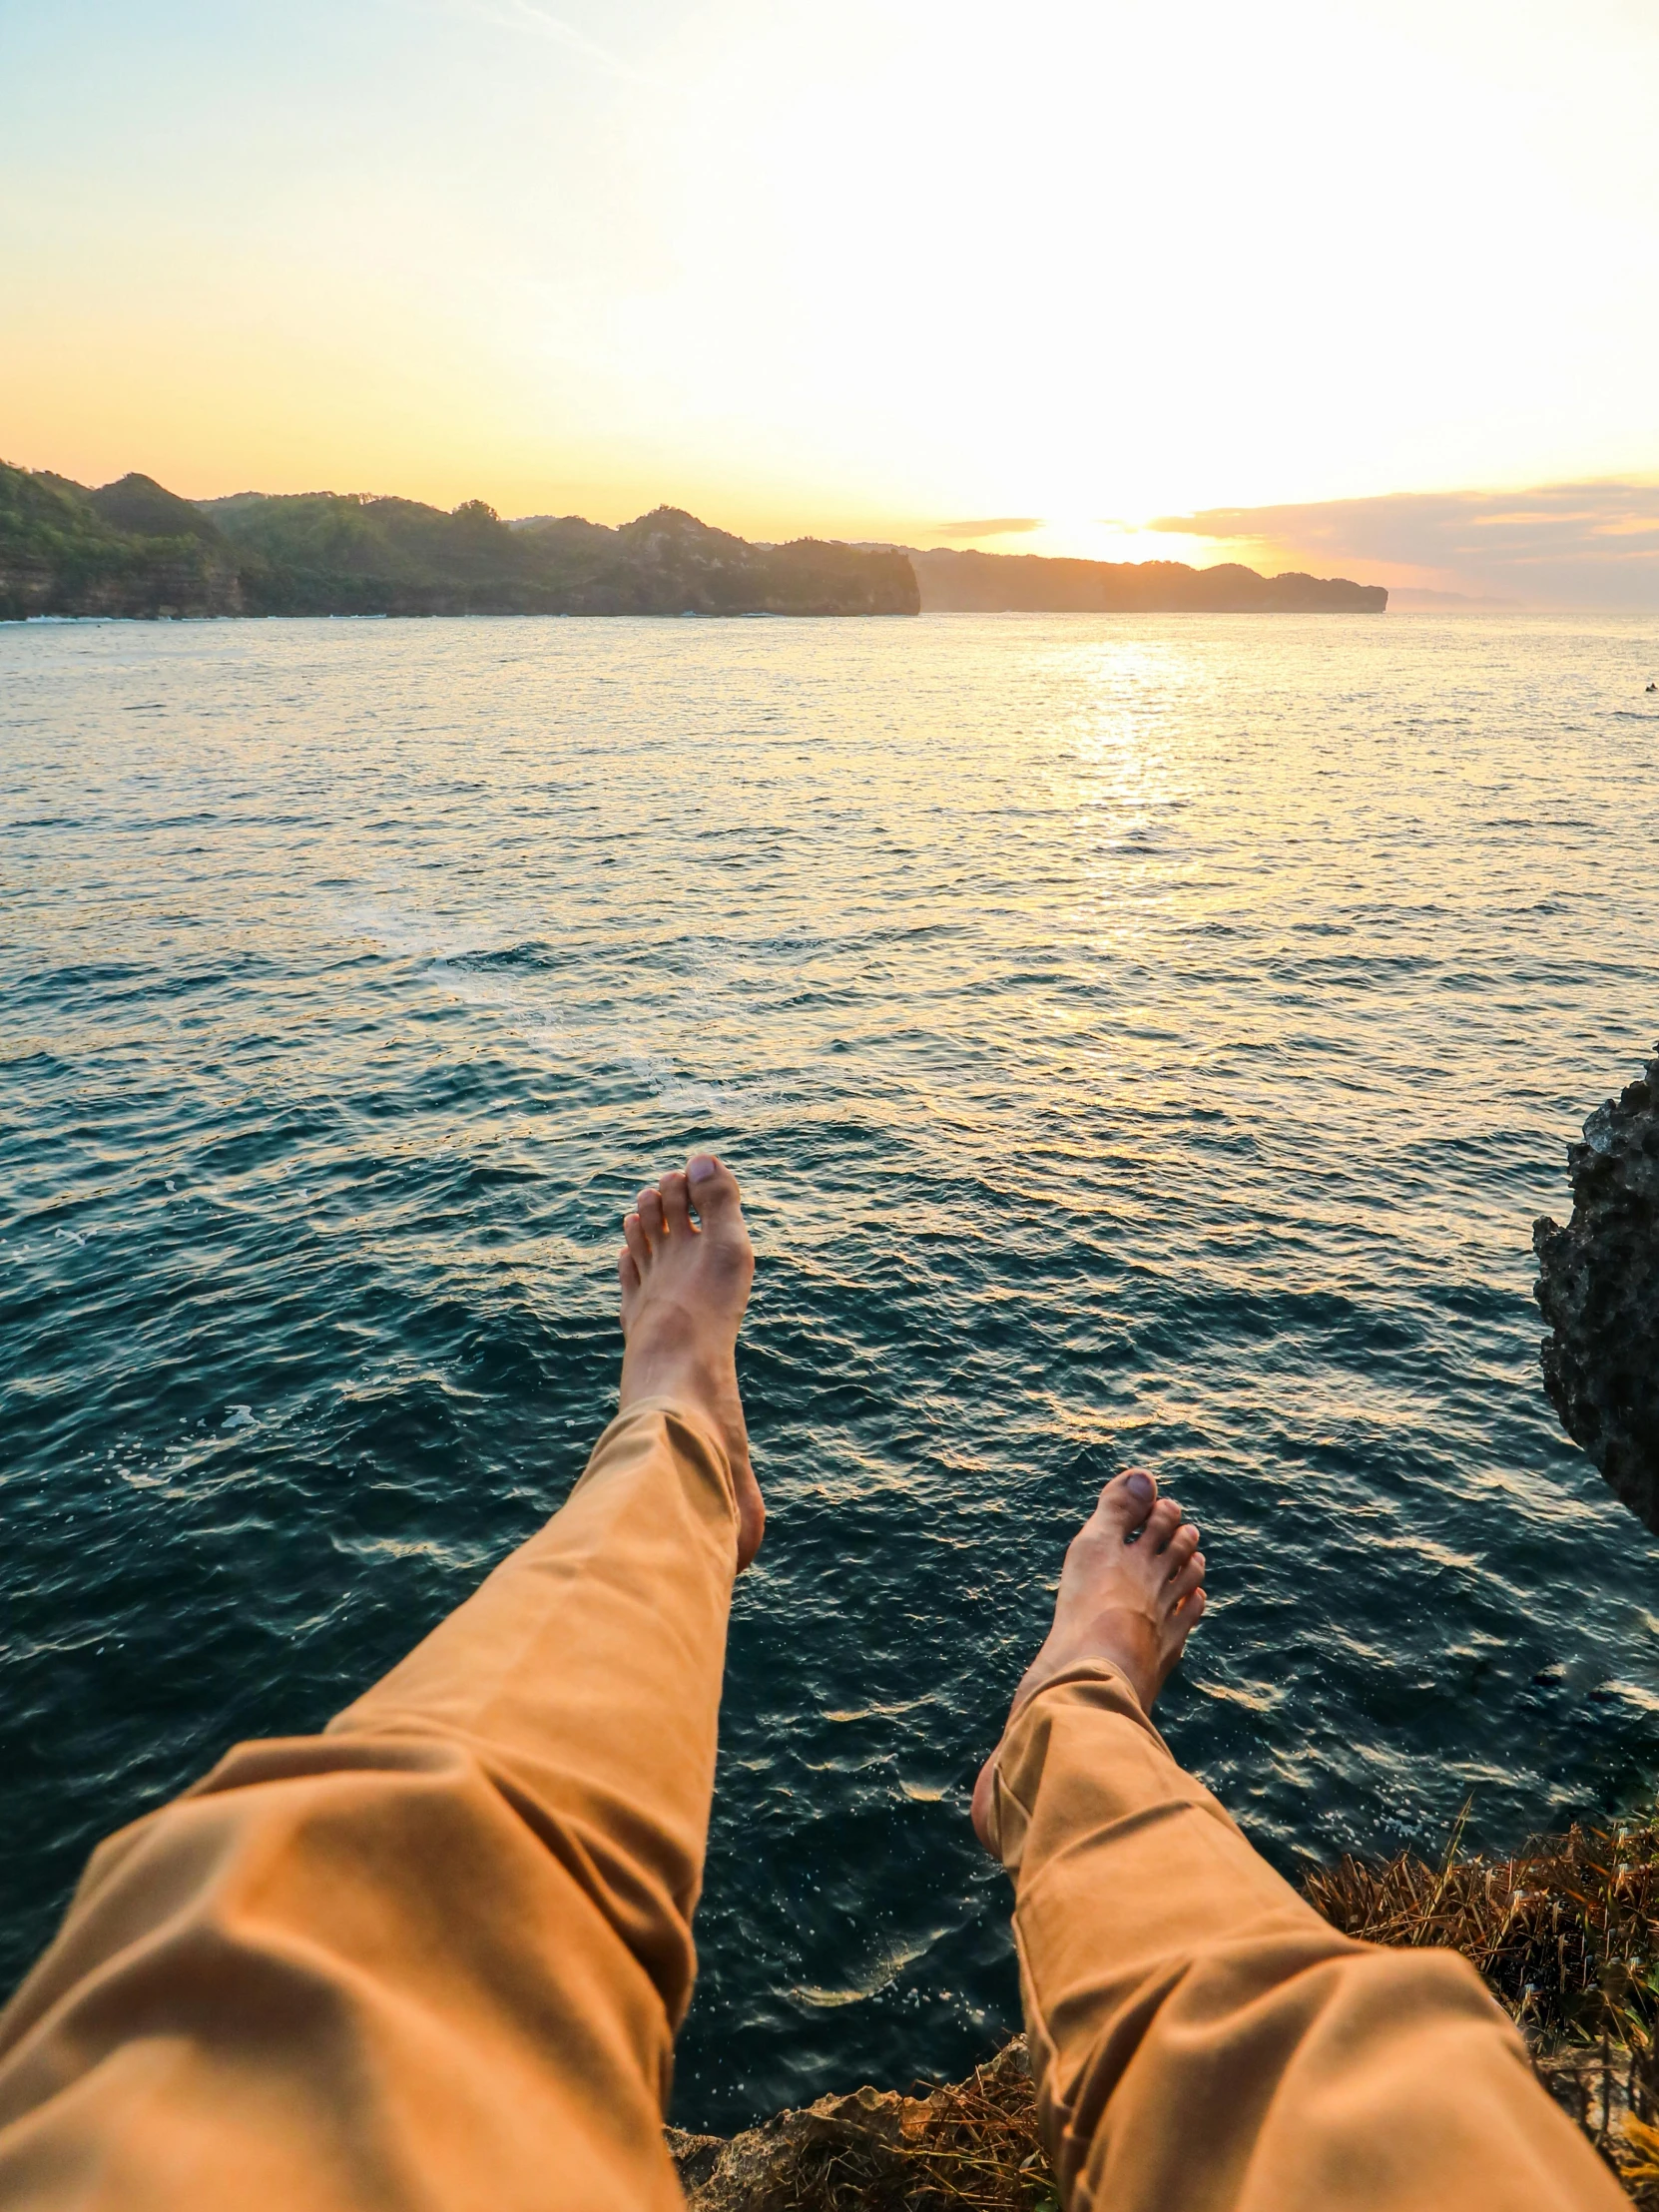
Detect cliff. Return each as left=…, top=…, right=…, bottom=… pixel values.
left=0, top=467, right=243, bottom=618
left=0, top=468, right=919, bottom=620
left=1534, top=1050, right=1659, bottom=1535
left=908, top=546, right=1386, bottom=613
left=667, top=2040, right=1045, bottom=2212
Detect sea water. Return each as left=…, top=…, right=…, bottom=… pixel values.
left=4, top=610, right=1658, bottom=2129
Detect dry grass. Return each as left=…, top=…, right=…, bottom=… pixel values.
left=1303, top=1807, right=1659, bottom=2044
left=686, top=1815, right=1659, bottom=2209
left=781, top=2049, right=1056, bottom=2212
left=1304, top=1808, right=1659, bottom=2201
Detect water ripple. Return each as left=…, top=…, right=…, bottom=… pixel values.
left=3, top=612, right=1659, bottom=2131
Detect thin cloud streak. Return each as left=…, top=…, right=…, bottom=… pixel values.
left=1153, top=481, right=1659, bottom=608
left=420, top=0, right=655, bottom=85
left=927, top=517, right=1043, bottom=540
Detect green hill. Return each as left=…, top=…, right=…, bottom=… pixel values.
left=86, top=472, right=226, bottom=545
left=0, top=467, right=242, bottom=618
left=1, top=465, right=1386, bottom=620
left=0, top=466, right=920, bottom=619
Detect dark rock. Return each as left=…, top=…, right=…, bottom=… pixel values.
left=665, top=2082, right=922, bottom=2212
left=665, top=2038, right=1036, bottom=2212
left=1533, top=1048, right=1659, bottom=1535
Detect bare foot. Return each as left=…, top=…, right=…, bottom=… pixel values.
left=618, top=1154, right=765, bottom=1569
left=971, top=1469, right=1205, bottom=1849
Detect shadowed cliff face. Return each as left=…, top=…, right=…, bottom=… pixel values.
left=1534, top=1052, right=1659, bottom=1536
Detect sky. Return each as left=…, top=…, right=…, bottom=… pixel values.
left=2, top=0, right=1658, bottom=603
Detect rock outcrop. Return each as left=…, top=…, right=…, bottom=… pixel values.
left=1534, top=1049, right=1659, bottom=1535
left=666, top=2038, right=1045, bottom=2212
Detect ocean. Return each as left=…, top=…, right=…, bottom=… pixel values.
left=4, top=609, right=1658, bottom=2130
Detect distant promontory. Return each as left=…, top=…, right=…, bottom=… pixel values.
left=0, top=463, right=1385, bottom=620
left=908, top=545, right=1386, bottom=613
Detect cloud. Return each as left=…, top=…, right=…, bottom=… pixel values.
left=1151, top=481, right=1659, bottom=608
left=928, top=517, right=1043, bottom=540
left=424, top=0, right=653, bottom=85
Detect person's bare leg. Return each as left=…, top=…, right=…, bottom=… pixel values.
left=972, top=1468, right=1204, bottom=1847
left=619, top=1152, right=765, bottom=1568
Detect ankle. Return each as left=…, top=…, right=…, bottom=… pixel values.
left=1017, top=1610, right=1160, bottom=1716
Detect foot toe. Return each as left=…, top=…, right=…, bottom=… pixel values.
left=623, top=1213, right=651, bottom=1271
left=1096, top=1468, right=1158, bottom=1539
left=688, top=1153, right=742, bottom=1224
left=1163, top=1522, right=1200, bottom=1574
left=660, top=1169, right=692, bottom=1232
left=618, top=1246, right=641, bottom=1293
left=637, top=1188, right=665, bottom=1241
left=1167, top=1552, right=1205, bottom=1606
left=1144, top=1497, right=1182, bottom=1550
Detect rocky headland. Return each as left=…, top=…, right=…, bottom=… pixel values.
left=1534, top=1050, right=1659, bottom=1535
left=907, top=544, right=1386, bottom=613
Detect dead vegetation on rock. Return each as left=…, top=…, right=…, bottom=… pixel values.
left=1308, top=1810, right=1659, bottom=2204
left=668, top=2039, right=1055, bottom=2212
left=676, top=1814, right=1659, bottom=2208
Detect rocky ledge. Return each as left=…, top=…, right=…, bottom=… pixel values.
left=1534, top=1049, right=1659, bottom=1535
left=668, top=2038, right=1050, bottom=2212
left=667, top=2029, right=1647, bottom=2211
left=677, top=1810, right=1659, bottom=2208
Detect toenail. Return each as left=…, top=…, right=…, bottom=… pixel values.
left=1127, top=1472, right=1153, bottom=1500
left=689, top=1154, right=718, bottom=1182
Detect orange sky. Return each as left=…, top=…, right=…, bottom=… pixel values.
left=3, top=0, right=1657, bottom=601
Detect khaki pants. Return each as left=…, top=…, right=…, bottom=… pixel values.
left=0, top=1404, right=1622, bottom=2210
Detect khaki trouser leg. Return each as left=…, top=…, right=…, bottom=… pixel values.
left=0, top=1398, right=737, bottom=2212
left=985, top=1662, right=1625, bottom=2212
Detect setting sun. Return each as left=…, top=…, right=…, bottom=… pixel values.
left=4, top=0, right=1658, bottom=599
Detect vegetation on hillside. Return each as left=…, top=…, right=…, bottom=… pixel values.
left=0, top=465, right=918, bottom=619
left=0, top=464, right=240, bottom=619
left=2, top=462, right=1388, bottom=621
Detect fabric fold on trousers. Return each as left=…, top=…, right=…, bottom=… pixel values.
left=0, top=1396, right=738, bottom=2212
left=984, top=1660, right=1624, bottom=2212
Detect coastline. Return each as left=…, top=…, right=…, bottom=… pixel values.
left=2, top=464, right=1382, bottom=622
